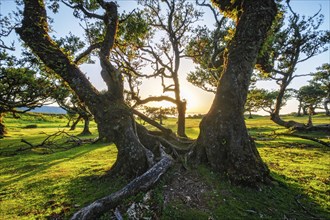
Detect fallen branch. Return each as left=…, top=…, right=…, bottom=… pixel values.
left=19, top=138, right=56, bottom=153
left=71, top=153, right=174, bottom=220
left=18, top=130, right=94, bottom=153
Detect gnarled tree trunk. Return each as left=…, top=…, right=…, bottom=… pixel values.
left=16, top=0, right=150, bottom=178
left=189, top=0, right=277, bottom=186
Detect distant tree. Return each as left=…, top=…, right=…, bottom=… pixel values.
left=256, top=1, right=330, bottom=128
left=0, top=54, right=56, bottom=137
left=245, top=88, right=269, bottom=118
left=65, top=110, right=78, bottom=128
left=56, top=86, right=93, bottom=136
left=293, top=88, right=306, bottom=116
left=131, top=0, right=203, bottom=137
left=143, top=106, right=176, bottom=125
left=245, top=88, right=291, bottom=118
left=108, top=1, right=201, bottom=137
left=310, top=63, right=330, bottom=116
left=296, top=84, right=326, bottom=117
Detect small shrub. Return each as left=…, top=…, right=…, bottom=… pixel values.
left=24, top=124, right=38, bottom=129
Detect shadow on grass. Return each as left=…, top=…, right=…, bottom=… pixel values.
left=0, top=142, right=110, bottom=188
left=46, top=173, right=126, bottom=219
left=161, top=167, right=330, bottom=220
left=0, top=142, right=118, bottom=219
left=48, top=163, right=330, bottom=220
left=248, top=126, right=278, bottom=133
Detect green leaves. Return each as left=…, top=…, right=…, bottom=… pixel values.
left=296, top=84, right=326, bottom=110
left=54, top=32, right=86, bottom=56
left=185, top=10, right=230, bottom=93
left=117, top=11, right=150, bottom=48
left=311, top=63, right=330, bottom=95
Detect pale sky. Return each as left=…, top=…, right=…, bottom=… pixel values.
left=1, top=0, right=329, bottom=115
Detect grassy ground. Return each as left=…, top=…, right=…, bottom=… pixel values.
left=0, top=112, right=329, bottom=219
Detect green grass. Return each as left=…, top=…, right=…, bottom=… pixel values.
left=0, top=112, right=329, bottom=219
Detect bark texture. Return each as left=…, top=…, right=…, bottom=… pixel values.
left=189, top=0, right=277, bottom=185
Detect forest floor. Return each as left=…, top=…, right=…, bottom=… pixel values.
left=0, top=112, right=329, bottom=219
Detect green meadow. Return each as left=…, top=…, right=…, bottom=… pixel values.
left=0, top=113, right=329, bottom=219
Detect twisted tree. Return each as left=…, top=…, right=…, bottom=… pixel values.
left=16, top=0, right=171, bottom=179
left=189, top=0, right=277, bottom=185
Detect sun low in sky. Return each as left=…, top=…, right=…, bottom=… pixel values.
left=1, top=0, right=329, bottom=115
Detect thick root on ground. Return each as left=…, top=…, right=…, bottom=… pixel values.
left=71, top=154, right=173, bottom=220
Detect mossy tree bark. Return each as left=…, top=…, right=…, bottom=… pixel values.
left=16, top=0, right=151, bottom=178
left=189, top=0, right=277, bottom=186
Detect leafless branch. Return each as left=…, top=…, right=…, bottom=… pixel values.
left=74, top=43, right=100, bottom=64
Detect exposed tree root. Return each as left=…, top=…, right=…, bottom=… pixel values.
left=294, top=124, right=330, bottom=132
left=71, top=153, right=173, bottom=220
left=132, top=109, right=194, bottom=145
left=132, top=109, right=173, bottom=136
left=277, top=132, right=330, bottom=148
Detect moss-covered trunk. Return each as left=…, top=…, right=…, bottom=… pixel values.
left=190, top=0, right=277, bottom=185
